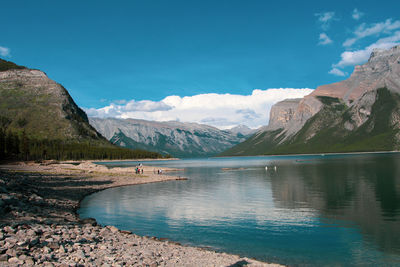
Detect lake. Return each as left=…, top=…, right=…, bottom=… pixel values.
left=78, top=153, right=400, bottom=266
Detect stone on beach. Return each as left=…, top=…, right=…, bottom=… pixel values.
left=0, top=161, right=281, bottom=267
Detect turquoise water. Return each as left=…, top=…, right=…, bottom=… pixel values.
left=79, top=153, right=400, bottom=266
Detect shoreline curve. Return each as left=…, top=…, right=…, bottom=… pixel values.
left=0, top=160, right=283, bottom=266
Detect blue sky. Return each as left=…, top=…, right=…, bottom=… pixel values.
left=1, top=0, right=400, bottom=128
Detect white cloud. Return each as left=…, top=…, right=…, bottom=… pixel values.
left=114, top=99, right=127, bottom=104
left=0, top=46, right=10, bottom=57
left=343, top=19, right=400, bottom=47
left=329, top=68, right=347, bottom=77
left=84, top=88, right=314, bottom=129
left=315, top=12, right=336, bottom=30
left=315, top=12, right=335, bottom=23
left=113, top=176, right=317, bottom=227
left=318, top=33, right=333, bottom=45
left=334, top=49, right=372, bottom=68
left=352, top=8, right=364, bottom=20
left=85, top=99, right=172, bottom=118
left=335, top=31, right=400, bottom=68
left=124, top=100, right=172, bottom=112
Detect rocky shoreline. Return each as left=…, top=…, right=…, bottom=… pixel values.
left=0, top=161, right=281, bottom=266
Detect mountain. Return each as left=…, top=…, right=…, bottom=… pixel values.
left=0, top=58, right=103, bottom=141
left=221, top=45, right=400, bottom=156
left=89, top=117, right=254, bottom=157
left=0, top=58, right=162, bottom=160
left=228, top=125, right=257, bottom=137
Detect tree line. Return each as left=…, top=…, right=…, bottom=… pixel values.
left=0, top=128, right=163, bottom=161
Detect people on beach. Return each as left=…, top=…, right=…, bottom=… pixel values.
left=135, top=165, right=145, bottom=175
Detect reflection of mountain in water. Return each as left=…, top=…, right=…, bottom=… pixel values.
left=269, top=154, right=400, bottom=254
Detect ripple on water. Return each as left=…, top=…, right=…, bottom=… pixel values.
left=81, top=153, right=400, bottom=266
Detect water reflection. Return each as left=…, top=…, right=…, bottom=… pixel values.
left=269, top=154, right=400, bottom=254
left=81, top=153, right=400, bottom=265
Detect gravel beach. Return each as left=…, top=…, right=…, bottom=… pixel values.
left=0, top=161, right=282, bottom=266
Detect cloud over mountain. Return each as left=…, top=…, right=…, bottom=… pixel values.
left=343, top=19, right=400, bottom=47
left=85, top=88, right=313, bottom=129
left=335, top=31, right=400, bottom=68
left=328, top=18, right=400, bottom=76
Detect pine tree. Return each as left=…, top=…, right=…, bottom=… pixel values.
left=20, top=130, right=30, bottom=161
left=0, top=128, right=5, bottom=159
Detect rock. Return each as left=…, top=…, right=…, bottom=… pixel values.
left=99, top=228, right=109, bottom=235
left=17, top=239, right=28, bottom=246
left=18, top=254, right=28, bottom=260
left=58, top=245, right=66, bottom=254
left=45, top=237, right=54, bottom=243
left=3, top=226, right=15, bottom=234
left=107, top=226, right=119, bottom=233
left=75, top=249, right=85, bottom=259
left=83, top=246, right=92, bottom=254
left=5, top=236, right=18, bottom=247
left=143, top=249, right=154, bottom=257
left=8, top=256, right=24, bottom=264
left=26, top=229, right=37, bottom=237
left=29, top=237, right=39, bottom=246
left=0, top=254, right=9, bottom=262
left=47, top=242, right=59, bottom=250
left=0, top=186, right=8, bottom=194
left=24, top=256, right=35, bottom=266
left=42, top=246, right=51, bottom=254
left=104, top=255, right=115, bottom=262
left=80, top=217, right=97, bottom=226
left=6, top=248, right=17, bottom=257
left=72, top=242, right=82, bottom=249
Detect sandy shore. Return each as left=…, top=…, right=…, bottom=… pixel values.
left=0, top=161, right=282, bottom=266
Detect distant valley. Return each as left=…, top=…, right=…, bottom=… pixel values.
left=2, top=45, right=400, bottom=160
left=89, top=118, right=256, bottom=158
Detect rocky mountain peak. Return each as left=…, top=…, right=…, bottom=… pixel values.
left=368, top=45, right=400, bottom=62
left=312, top=45, right=400, bottom=103
left=0, top=62, right=101, bottom=140
left=266, top=98, right=302, bottom=131
left=221, top=45, right=400, bottom=156
left=228, top=125, right=257, bottom=136
left=89, top=117, right=251, bottom=157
